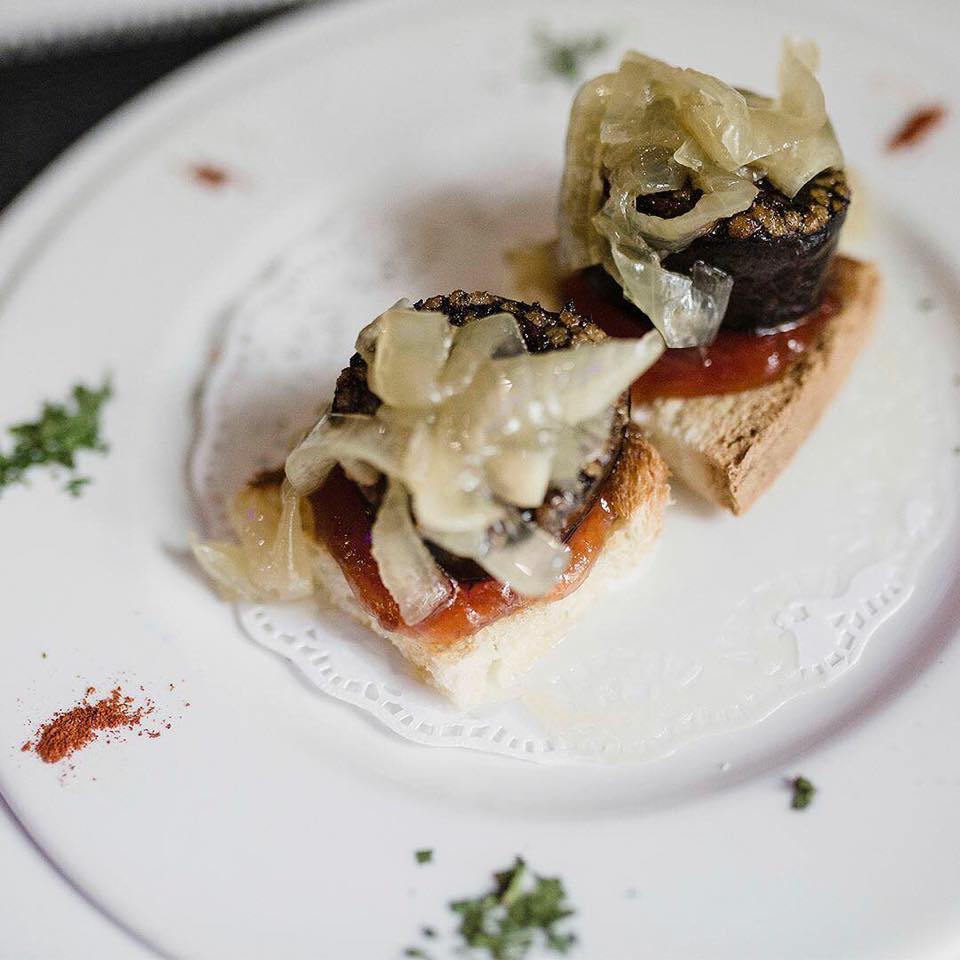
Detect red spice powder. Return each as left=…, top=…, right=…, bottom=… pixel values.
left=888, top=104, right=946, bottom=150
left=189, top=163, right=231, bottom=189
left=24, top=687, right=152, bottom=764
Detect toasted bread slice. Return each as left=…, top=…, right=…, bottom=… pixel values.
left=633, top=256, right=880, bottom=514
left=312, top=426, right=669, bottom=708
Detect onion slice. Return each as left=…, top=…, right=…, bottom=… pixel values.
left=760, top=119, right=843, bottom=199
left=192, top=480, right=315, bottom=601
left=371, top=479, right=452, bottom=625
left=595, top=198, right=732, bottom=347
left=558, top=37, right=844, bottom=339
left=558, top=73, right=616, bottom=272
left=424, top=515, right=571, bottom=599
left=550, top=411, right=616, bottom=489
left=439, top=312, right=526, bottom=397
left=280, top=294, right=665, bottom=619
left=493, top=330, right=664, bottom=423
left=367, top=304, right=453, bottom=407
left=285, top=411, right=413, bottom=496
left=485, top=446, right=553, bottom=508
left=478, top=525, right=571, bottom=598
left=403, top=422, right=504, bottom=534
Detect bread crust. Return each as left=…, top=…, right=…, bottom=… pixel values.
left=311, top=427, right=669, bottom=707
left=635, top=256, right=880, bottom=514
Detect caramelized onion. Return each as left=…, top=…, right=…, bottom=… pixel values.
left=285, top=411, right=414, bottom=495
left=423, top=514, right=571, bottom=599
left=558, top=73, right=615, bottom=272
left=370, top=479, right=452, bottom=624
left=559, top=38, right=843, bottom=344
left=279, top=302, right=663, bottom=619
left=367, top=304, right=453, bottom=407
left=493, top=329, right=664, bottom=423
left=439, top=311, right=526, bottom=397
left=192, top=480, right=315, bottom=601
left=595, top=202, right=733, bottom=347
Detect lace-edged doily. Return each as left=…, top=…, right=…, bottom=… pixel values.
left=190, top=222, right=950, bottom=763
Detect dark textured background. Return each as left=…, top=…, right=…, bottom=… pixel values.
left=0, top=5, right=304, bottom=212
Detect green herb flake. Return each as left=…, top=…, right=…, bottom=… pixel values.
left=0, top=380, right=112, bottom=497
left=917, top=296, right=935, bottom=312
left=534, top=28, right=608, bottom=82
left=65, top=476, right=91, bottom=497
left=415, top=849, right=434, bottom=865
left=449, top=857, right=577, bottom=959
left=790, top=776, right=816, bottom=810
left=403, top=949, right=433, bottom=959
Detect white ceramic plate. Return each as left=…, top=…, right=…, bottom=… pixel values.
left=2, top=1, right=960, bottom=957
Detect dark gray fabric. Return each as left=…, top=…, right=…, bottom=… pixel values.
left=0, top=5, right=304, bottom=211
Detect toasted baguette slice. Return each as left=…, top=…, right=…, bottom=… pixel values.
left=311, top=426, right=669, bottom=708
left=634, top=256, right=880, bottom=514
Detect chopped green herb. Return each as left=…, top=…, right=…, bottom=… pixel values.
left=65, top=476, right=91, bottom=497
left=953, top=445, right=960, bottom=456
left=415, top=849, right=434, bottom=865
left=450, top=857, right=576, bottom=959
left=917, top=296, right=935, bottom=312
left=534, top=28, right=608, bottom=81
left=790, top=776, right=816, bottom=810
left=403, top=949, right=433, bottom=959
left=0, top=380, right=112, bottom=496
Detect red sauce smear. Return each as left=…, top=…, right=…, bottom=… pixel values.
left=562, top=268, right=838, bottom=400
left=888, top=104, right=946, bottom=151
left=311, top=466, right=617, bottom=648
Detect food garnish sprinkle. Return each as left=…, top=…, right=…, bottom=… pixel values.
left=451, top=857, right=576, bottom=958
left=415, top=849, right=434, bottom=865
left=791, top=775, right=817, bottom=810
left=535, top=28, right=608, bottom=81
left=404, top=856, right=576, bottom=959
left=21, top=686, right=153, bottom=765
left=0, top=380, right=111, bottom=496
left=887, top=104, right=946, bottom=151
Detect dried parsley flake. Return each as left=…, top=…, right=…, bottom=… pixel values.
left=534, top=28, right=608, bottom=81
left=0, top=380, right=112, bottom=496
left=450, top=857, right=576, bottom=959
left=790, top=776, right=816, bottom=810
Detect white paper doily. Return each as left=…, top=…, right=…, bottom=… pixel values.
left=190, top=214, right=952, bottom=764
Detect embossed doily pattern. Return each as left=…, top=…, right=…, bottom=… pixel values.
left=191, top=219, right=950, bottom=763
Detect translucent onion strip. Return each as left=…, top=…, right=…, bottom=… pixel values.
left=367, top=305, right=453, bottom=408
left=477, top=525, right=571, bottom=598
left=558, top=37, right=844, bottom=343
left=423, top=517, right=571, bottom=599
left=280, top=300, right=665, bottom=619
left=285, top=411, right=413, bottom=496
left=439, top=312, right=526, bottom=397
left=192, top=480, right=315, bottom=601
left=493, top=330, right=665, bottom=423
left=594, top=200, right=732, bottom=348
left=370, top=479, right=452, bottom=625
left=558, top=73, right=616, bottom=272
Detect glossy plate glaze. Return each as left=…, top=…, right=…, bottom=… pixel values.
left=1, top=1, right=960, bottom=957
